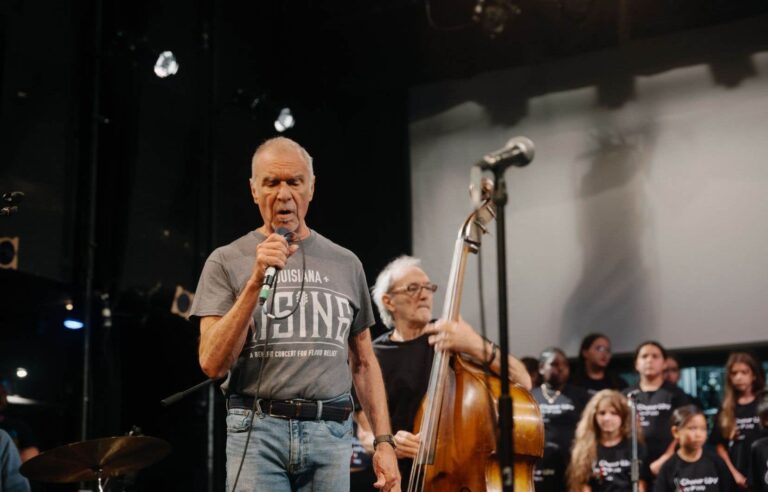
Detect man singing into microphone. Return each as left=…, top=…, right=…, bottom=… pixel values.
left=190, top=137, right=399, bottom=491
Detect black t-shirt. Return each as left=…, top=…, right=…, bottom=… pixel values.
left=571, top=371, right=628, bottom=396
left=371, top=331, right=434, bottom=489
left=749, top=433, right=768, bottom=492
left=623, top=382, right=692, bottom=463
left=532, top=383, right=590, bottom=456
left=372, top=331, right=433, bottom=434
left=532, top=383, right=590, bottom=492
left=654, top=451, right=735, bottom=492
left=710, top=399, right=761, bottom=475
left=533, top=442, right=566, bottom=492
left=588, top=439, right=651, bottom=492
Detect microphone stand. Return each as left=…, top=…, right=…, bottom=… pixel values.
left=628, top=391, right=640, bottom=492
left=161, top=378, right=223, bottom=407
left=488, top=164, right=515, bottom=492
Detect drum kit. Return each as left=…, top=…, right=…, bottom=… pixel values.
left=19, top=435, right=171, bottom=492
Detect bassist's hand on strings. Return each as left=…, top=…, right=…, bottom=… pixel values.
left=424, top=317, right=485, bottom=358
left=424, top=317, right=532, bottom=390
left=394, top=430, right=420, bottom=459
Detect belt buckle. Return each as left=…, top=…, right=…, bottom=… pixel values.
left=266, top=400, right=287, bottom=420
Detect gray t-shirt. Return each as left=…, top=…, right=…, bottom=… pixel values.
left=190, top=229, right=374, bottom=400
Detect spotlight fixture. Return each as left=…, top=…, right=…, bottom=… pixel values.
left=154, top=51, right=179, bottom=78
left=472, top=0, right=521, bottom=39
left=170, top=285, right=195, bottom=319
left=274, top=107, right=295, bottom=133
left=64, top=318, right=85, bottom=330
left=0, top=237, right=19, bottom=270
left=15, top=368, right=28, bottom=379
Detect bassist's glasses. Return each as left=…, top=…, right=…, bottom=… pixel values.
left=389, top=282, right=438, bottom=297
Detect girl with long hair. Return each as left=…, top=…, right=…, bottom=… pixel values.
left=655, top=405, right=735, bottom=491
left=711, top=351, right=766, bottom=488
left=568, top=390, right=650, bottom=491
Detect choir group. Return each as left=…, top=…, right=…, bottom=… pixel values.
left=530, top=335, right=768, bottom=492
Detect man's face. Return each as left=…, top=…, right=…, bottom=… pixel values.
left=383, top=267, right=435, bottom=328
left=540, top=352, right=570, bottom=386
left=250, top=146, right=315, bottom=237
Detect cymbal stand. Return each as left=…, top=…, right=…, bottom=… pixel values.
left=90, top=468, right=108, bottom=492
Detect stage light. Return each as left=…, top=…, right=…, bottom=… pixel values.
left=154, top=51, right=179, bottom=78
left=0, top=236, right=19, bottom=270
left=64, top=318, right=84, bottom=330
left=170, top=285, right=195, bottom=319
left=15, top=368, right=27, bottom=379
left=274, top=108, right=295, bottom=132
left=65, top=301, right=74, bottom=311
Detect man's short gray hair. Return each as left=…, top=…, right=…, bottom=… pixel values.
left=251, top=136, right=314, bottom=178
left=372, top=255, right=422, bottom=328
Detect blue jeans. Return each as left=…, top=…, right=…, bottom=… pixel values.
left=225, top=401, right=353, bottom=492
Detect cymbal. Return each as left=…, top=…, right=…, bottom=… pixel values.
left=20, top=436, right=171, bottom=483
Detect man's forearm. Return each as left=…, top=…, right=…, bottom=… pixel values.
left=199, top=280, right=261, bottom=377
left=352, top=359, right=392, bottom=436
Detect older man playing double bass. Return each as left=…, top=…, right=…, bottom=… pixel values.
left=355, top=255, right=531, bottom=489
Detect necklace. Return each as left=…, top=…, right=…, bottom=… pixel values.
left=540, top=384, right=561, bottom=404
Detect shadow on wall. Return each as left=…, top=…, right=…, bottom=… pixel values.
left=560, top=114, right=659, bottom=351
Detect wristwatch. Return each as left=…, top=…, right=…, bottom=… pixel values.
left=373, top=434, right=397, bottom=450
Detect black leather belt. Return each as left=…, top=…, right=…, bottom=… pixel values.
left=228, top=395, right=352, bottom=422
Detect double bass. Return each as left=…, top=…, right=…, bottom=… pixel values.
left=408, top=179, right=544, bottom=491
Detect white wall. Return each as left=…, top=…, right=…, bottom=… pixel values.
left=409, top=15, right=768, bottom=357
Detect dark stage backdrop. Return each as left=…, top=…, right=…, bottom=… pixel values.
left=1, top=1, right=410, bottom=491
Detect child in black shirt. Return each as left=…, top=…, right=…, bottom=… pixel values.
left=655, top=405, right=735, bottom=492
left=532, top=347, right=590, bottom=492
left=749, top=390, right=768, bottom=492
left=568, top=389, right=651, bottom=492
left=710, top=351, right=765, bottom=488
left=623, top=341, right=692, bottom=478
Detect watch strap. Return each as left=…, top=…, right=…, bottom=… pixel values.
left=373, top=434, right=396, bottom=450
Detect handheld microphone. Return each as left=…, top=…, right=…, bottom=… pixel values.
left=475, top=136, right=535, bottom=171
left=258, top=227, right=292, bottom=306
left=1, top=191, right=24, bottom=216
left=2, top=191, right=24, bottom=205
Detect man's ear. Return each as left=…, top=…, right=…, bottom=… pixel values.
left=381, top=293, right=395, bottom=314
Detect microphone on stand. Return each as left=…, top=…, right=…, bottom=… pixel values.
left=471, top=137, right=534, bottom=207
left=627, top=389, right=641, bottom=492
left=475, top=136, right=535, bottom=171
left=258, top=227, right=292, bottom=306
